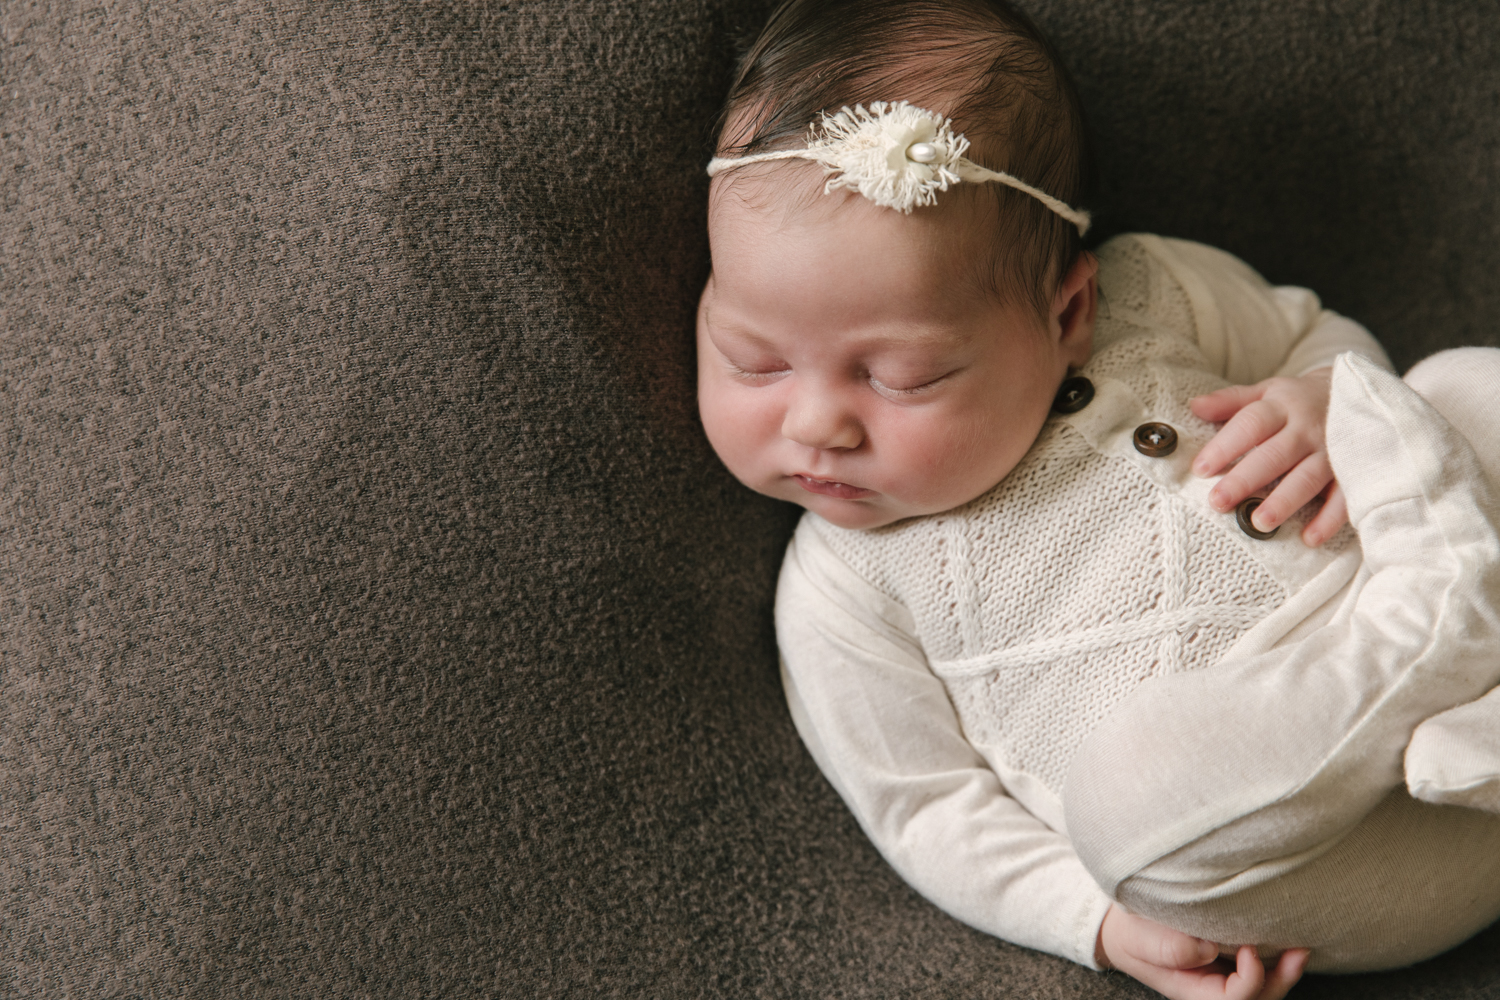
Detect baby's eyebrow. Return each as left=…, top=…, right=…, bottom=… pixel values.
left=860, top=324, right=976, bottom=354
left=701, top=306, right=769, bottom=345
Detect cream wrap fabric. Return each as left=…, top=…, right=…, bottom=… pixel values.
left=1064, top=350, right=1500, bottom=970
left=775, top=234, right=1500, bottom=970
left=1403, top=349, right=1500, bottom=813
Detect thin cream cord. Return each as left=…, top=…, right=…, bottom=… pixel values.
left=708, top=149, right=1091, bottom=235
left=955, top=161, right=1092, bottom=235
left=706, top=150, right=810, bottom=177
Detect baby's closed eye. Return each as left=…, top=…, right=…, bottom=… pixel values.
left=720, top=353, right=792, bottom=384
left=867, top=369, right=957, bottom=399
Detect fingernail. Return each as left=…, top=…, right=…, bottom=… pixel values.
left=1208, top=489, right=1226, bottom=510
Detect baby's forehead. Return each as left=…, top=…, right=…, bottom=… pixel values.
left=709, top=164, right=1001, bottom=294
left=712, top=160, right=991, bottom=236
left=708, top=159, right=835, bottom=222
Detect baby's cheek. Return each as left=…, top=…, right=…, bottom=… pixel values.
left=903, top=411, right=1024, bottom=504
left=700, top=384, right=771, bottom=477
left=699, top=392, right=740, bottom=462
left=876, top=414, right=971, bottom=499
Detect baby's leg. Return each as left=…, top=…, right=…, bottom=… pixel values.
left=1063, top=350, right=1500, bottom=969
left=1403, top=347, right=1500, bottom=811
left=1116, top=789, right=1500, bottom=972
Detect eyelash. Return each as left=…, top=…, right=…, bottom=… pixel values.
left=869, top=373, right=949, bottom=398
left=727, top=361, right=950, bottom=398
left=726, top=362, right=790, bottom=385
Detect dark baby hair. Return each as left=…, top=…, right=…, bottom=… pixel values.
left=715, top=0, right=1094, bottom=322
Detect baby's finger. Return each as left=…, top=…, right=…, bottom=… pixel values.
left=1205, top=432, right=1303, bottom=514
left=1255, top=452, right=1334, bottom=533
left=1190, top=383, right=1267, bottom=425
left=1117, top=918, right=1219, bottom=971
left=1220, top=947, right=1270, bottom=1000
left=1193, top=402, right=1289, bottom=479
left=1149, top=947, right=1264, bottom=1000
left=1302, top=483, right=1349, bottom=547
left=1256, top=949, right=1310, bottom=1000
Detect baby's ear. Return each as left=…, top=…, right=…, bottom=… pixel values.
left=1054, top=251, right=1098, bottom=364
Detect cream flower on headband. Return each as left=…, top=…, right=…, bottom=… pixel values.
left=707, top=100, right=1091, bottom=234
left=807, top=101, right=967, bottom=212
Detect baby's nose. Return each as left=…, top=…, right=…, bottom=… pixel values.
left=781, top=389, right=864, bottom=451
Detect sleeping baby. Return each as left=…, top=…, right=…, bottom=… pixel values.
left=695, top=1, right=1500, bottom=997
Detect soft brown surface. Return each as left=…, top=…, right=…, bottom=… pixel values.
left=2, top=0, right=1497, bottom=996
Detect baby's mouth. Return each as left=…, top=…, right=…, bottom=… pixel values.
left=792, top=474, right=873, bottom=500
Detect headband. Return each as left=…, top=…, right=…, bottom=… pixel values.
left=707, top=100, right=1091, bottom=235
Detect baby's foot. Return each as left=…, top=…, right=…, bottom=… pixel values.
left=1337, top=351, right=1500, bottom=815
left=1407, top=687, right=1500, bottom=814
left=1329, top=352, right=1500, bottom=577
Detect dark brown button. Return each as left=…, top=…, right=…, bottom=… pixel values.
left=1236, top=497, right=1279, bottom=540
left=1052, top=375, right=1094, bottom=414
left=1132, top=422, right=1178, bottom=457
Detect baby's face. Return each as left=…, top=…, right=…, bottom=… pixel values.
left=697, top=170, right=1095, bottom=529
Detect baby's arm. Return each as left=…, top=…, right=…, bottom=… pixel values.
left=777, top=519, right=1113, bottom=967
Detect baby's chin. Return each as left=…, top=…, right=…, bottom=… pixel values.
left=804, top=501, right=904, bottom=530
left=771, top=484, right=926, bottom=531
left=786, top=478, right=1012, bottom=529
left=744, top=469, right=987, bottom=530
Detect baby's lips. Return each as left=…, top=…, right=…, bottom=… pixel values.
left=793, top=474, right=873, bottom=500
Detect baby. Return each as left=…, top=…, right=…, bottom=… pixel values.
left=696, top=1, right=1500, bottom=997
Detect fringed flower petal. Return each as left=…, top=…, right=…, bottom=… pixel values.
left=806, top=102, right=967, bottom=213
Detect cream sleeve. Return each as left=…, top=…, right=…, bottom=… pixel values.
left=1131, top=234, right=1393, bottom=382
left=776, top=517, right=1115, bottom=969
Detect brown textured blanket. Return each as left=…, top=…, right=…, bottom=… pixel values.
left=3, top=1, right=1497, bottom=995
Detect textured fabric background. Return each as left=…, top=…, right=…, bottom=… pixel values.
left=2, top=1, right=1497, bottom=997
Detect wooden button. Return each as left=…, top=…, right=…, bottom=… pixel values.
left=1132, top=422, right=1178, bottom=457
left=1052, top=375, right=1094, bottom=414
left=1236, top=497, right=1279, bottom=540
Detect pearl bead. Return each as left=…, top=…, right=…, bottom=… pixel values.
left=907, top=142, right=938, bottom=164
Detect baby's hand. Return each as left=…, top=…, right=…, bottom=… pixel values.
left=1096, top=905, right=1309, bottom=1000
left=1189, top=367, right=1346, bottom=546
